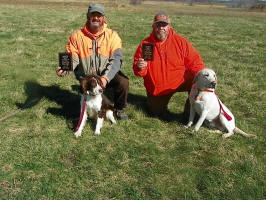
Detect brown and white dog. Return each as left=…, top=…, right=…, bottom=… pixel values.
left=186, top=68, right=255, bottom=138
left=74, top=75, right=116, bottom=137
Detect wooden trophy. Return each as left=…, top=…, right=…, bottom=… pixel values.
left=142, top=43, right=154, bottom=61
left=58, top=52, right=72, bottom=71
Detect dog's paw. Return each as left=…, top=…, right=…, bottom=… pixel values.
left=74, top=131, right=82, bottom=138
left=193, top=127, right=200, bottom=132
left=94, top=130, right=101, bottom=135
left=208, top=129, right=222, bottom=134
left=185, top=122, right=193, bottom=128
left=222, top=133, right=233, bottom=138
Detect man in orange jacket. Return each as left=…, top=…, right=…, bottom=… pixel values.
left=133, top=12, right=205, bottom=119
left=56, top=3, right=128, bottom=120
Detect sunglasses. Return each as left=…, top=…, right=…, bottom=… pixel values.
left=154, top=22, right=169, bottom=28
left=88, top=12, right=104, bottom=19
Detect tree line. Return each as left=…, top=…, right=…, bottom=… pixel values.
left=129, top=0, right=266, bottom=11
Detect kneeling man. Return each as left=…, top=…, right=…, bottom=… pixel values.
left=133, top=12, right=205, bottom=119
left=56, top=3, right=128, bottom=120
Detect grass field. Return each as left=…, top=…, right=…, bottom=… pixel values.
left=0, top=0, right=265, bottom=199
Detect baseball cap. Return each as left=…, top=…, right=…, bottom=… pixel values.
left=153, top=12, right=170, bottom=24
left=87, top=3, right=105, bottom=15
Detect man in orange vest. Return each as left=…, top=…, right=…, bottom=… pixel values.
left=57, top=3, right=128, bottom=120
left=133, top=12, right=205, bottom=119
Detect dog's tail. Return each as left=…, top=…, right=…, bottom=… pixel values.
left=234, top=127, right=256, bottom=138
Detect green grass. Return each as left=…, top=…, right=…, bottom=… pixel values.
left=0, top=0, right=265, bottom=199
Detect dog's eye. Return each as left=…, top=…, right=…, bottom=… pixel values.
left=204, top=74, right=209, bottom=77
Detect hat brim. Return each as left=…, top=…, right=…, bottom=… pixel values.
left=88, top=9, right=104, bottom=15
left=154, top=20, right=169, bottom=24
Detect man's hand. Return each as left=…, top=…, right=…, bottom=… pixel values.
left=100, top=77, right=108, bottom=88
left=137, top=58, right=147, bottom=70
left=56, top=67, right=68, bottom=77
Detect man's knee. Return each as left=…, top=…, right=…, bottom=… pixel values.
left=110, top=73, right=129, bottom=91
left=146, top=101, right=166, bottom=116
left=146, top=93, right=172, bottom=116
left=118, top=75, right=129, bottom=91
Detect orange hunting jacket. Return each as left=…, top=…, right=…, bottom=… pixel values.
left=66, top=23, right=122, bottom=81
left=133, top=28, right=205, bottom=96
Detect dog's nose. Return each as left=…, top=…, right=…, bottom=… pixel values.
left=211, top=81, right=216, bottom=88
left=99, top=89, right=103, bottom=93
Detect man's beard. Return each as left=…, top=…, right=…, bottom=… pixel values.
left=155, top=31, right=168, bottom=41
left=88, top=19, right=104, bottom=32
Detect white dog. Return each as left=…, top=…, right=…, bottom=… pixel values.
left=186, top=68, right=255, bottom=138
left=74, top=75, right=116, bottom=137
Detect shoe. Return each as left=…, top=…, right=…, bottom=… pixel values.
left=115, top=109, right=128, bottom=120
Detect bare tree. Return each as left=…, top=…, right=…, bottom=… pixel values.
left=188, top=0, right=195, bottom=6
left=229, top=0, right=261, bottom=9
left=130, top=0, right=143, bottom=5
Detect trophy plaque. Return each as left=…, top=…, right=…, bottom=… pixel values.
left=58, top=52, right=72, bottom=71
left=142, top=43, right=154, bottom=61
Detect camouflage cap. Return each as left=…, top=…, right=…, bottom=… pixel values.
left=87, top=3, right=105, bottom=15
left=153, top=12, right=170, bottom=24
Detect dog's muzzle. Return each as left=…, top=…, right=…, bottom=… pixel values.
left=210, top=81, right=216, bottom=89
left=89, top=89, right=103, bottom=96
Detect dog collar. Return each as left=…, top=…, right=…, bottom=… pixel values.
left=195, top=89, right=214, bottom=100
left=198, top=89, right=214, bottom=93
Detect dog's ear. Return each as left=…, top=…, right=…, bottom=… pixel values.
left=96, top=76, right=105, bottom=89
left=193, top=72, right=199, bottom=84
left=80, top=78, right=87, bottom=94
left=99, top=79, right=105, bottom=89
